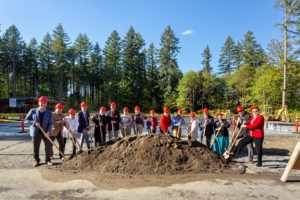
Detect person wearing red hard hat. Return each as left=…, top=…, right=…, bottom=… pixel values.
left=120, top=107, right=132, bottom=137
left=107, top=102, right=121, bottom=140
left=199, top=107, right=214, bottom=148
left=132, top=105, right=145, bottom=135
left=77, top=101, right=91, bottom=152
left=92, top=106, right=109, bottom=146
left=63, top=108, right=79, bottom=159
left=159, top=107, right=171, bottom=134
left=49, top=103, right=65, bottom=160
left=235, top=105, right=254, bottom=162
left=212, top=112, right=230, bottom=155
left=232, top=105, right=265, bottom=167
left=187, top=112, right=199, bottom=141
left=171, top=108, right=185, bottom=139
left=25, top=96, right=53, bottom=167
left=146, top=109, right=158, bottom=134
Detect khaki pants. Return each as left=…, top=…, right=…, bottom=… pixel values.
left=121, top=126, right=131, bottom=137
left=173, top=127, right=182, bottom=139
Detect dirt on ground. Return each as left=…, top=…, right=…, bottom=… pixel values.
left=61, top=134, right=228, bottom=176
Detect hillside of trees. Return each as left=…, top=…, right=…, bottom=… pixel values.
left=0, top=1, right=299, bottom=113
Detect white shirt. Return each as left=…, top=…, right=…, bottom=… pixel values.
left=63, top=116, right=79, bottom=138
left=190, top=119, right=199, bottom=141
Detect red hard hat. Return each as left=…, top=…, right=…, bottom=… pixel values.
left=110, top=102, right=116, bottom=108
left=190, top=112, right=196, bottom=118
left=68, top=108, right=76, bottom=115
left=80, top=101, right=88, bottom=108
left=163, top=107, right=170, bottom=113
left=202, top=108, right=209, bottom=114
left=55, top=103, right=63, bottom=110
left=236, top=106, right=244, bottom=113
left=250, top=104, right=259, bottom=111
left=100, top=106, right=106, bottom=112
left=177, top=108, right=183, bottom=115
left=38, top=96, right=48, bottom=103
left=135, top=106, right=140, bottom=111
left=123, top=106, right=129, bottom=111
left=216, top=112, right=223, bottom=117
left=150, top=109, right=155, bottom=115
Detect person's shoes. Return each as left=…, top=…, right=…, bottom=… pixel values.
left=77, top=149, right=83, bottom=155
left=33, top=161, right=40, bottom=167
left=47, top=161, right=53, bottom=166
left=69, top=155, right=74, bottom=159
left=256, top=163, right=262, bottom=167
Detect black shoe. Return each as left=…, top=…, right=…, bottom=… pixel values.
left=256, top=163, right=262, bottom=167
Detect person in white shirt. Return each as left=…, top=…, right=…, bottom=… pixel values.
left=63, top=108, right=79, bottom=159
left=187, top=112, right=199, bottom=141
left=120, top=107, right=132, bottom=137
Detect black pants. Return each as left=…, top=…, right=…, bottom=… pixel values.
left=206, top=135, right=212, bottom=148
left=50, top=133, right=64, bottom=159
left=33, top=130, right=52, bottom=162
left=63, top=138, right=76, bottom=156
left=234, top=135, right=263, bottom=165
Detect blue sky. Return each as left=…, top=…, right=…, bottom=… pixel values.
left=0, top=0, right=283, bottom=73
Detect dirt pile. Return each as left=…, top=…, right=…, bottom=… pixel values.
left=61, top=134, right=227, bottom=175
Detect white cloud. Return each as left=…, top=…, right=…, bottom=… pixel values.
left=182, top=30, right=194, bottom=36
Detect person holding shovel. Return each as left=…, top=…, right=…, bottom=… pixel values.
left=50, top=103, right=65, bottom=160
left=63, top=108, right=79, bottom=159
left=160, top=107, right=171, bottom=134
left=233, top=105, right=265, bottom=167
left=236, top=105, right=254, bottom=162
left=199, top=108, right=214, bottom=148
left=77, top=101, right=91, bottom=153
left=146, top=109, right=158, bottom=134
left=107, top=102, right=121, bottom=140
left=25, top=96, right=53, bottom=167
left=171, top=108, right=185, bottom=139
left=92, top=106, right=109, bottom=146
left=187, top=112, right=199, bottom=141
left=120, top=107, right=132, bottom=137
left=212, top=112, right=230, bottom=155
left=132, top=106, right=145, bottom=135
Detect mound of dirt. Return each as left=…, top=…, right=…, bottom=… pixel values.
left=61, top=134, right=228, bottom=175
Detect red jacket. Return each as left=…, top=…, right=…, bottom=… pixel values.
left=245, top=115, right=264, bottom=138
left=160, top=115, right=171, bottom=134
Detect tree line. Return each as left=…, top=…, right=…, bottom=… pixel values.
left=0, top=0, right=299, bottom=113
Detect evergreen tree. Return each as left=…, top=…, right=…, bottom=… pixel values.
left=121, top=27, right=146, bottom=107
left=73, top=33, right=92, bottom=99
left=23, top=38, right=38, bottom=97
left=52, top=23, right=70, bottom=101
left=241, top=31, right=267, bottom=67
left=102, top=30, right=122, bottom=104
left=159, top=25, right=182, bottom=105
left=201, top=45, right=212, bottom=74
left=218, top=36, right=235, bottom=75
left=145, top=43, right=162, bottom=110
left=1, top=25, right=25, bottom=97
left=234, top=41, right=243, bottom=70
left=89, top=42, right=103, bottom=108
left=38, top=33, right=54, bottom=97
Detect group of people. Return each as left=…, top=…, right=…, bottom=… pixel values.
left=25, top=96, right=265, bottom=167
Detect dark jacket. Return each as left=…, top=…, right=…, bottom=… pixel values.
left=77, top=110, right=90, bottom=133
left=107, top=110, right=121, bottom=131
left=199, top=115, right=214, bottom=137
left=25, top=108, right=52, bottom=137
left=237, top=111, right=250, bottom=137
left=92, top=113, right=108, bottom=135
left=214, top=119, right=230, bottom=137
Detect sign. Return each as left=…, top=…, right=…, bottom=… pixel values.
left=281, top=142, right=300, bottom=182
left=9, top=98, right=17, bottom=108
